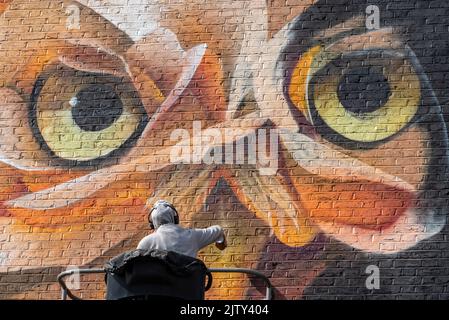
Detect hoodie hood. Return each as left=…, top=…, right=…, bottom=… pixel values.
left=150, top=200, right=177, bottom=229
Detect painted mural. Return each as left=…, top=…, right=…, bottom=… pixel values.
left=1, top=0, right=449, bottom=299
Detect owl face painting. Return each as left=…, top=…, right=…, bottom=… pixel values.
left=0, top=0, right=449, bottom=299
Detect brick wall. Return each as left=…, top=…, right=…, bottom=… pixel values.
left=1, top=0, right=449, bottom=300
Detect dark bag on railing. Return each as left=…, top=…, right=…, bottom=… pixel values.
left=104, top=249, right=212, bottom=300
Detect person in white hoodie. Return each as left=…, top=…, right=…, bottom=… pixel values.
left=137, top=200, right=227, bottom=258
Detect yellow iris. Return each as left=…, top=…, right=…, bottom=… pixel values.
left=34, top=67, right=154, bottom=162
left=289, top=45, right=421, bottom=143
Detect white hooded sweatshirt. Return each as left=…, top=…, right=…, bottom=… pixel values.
left=137, top=203, right=224, bottom=258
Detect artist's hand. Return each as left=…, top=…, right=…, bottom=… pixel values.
left=215, top=233, right=227, bottom=250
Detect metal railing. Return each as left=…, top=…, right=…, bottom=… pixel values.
left=57, top=267, right=274, bottom=300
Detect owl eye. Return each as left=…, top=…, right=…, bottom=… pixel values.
left=30, top=65, right=148, bottom=164
left=288, top=45, right=421, bottom=144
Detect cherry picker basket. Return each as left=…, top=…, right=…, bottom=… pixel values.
left=57, top=249, right=274, bottom=300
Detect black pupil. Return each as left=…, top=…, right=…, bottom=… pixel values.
left=337, top=65, right=391, bottom=116
left=71, top=84, right=123, bottom=132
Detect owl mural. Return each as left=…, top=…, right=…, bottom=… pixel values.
left=0, top=0, right=449, bottom=299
